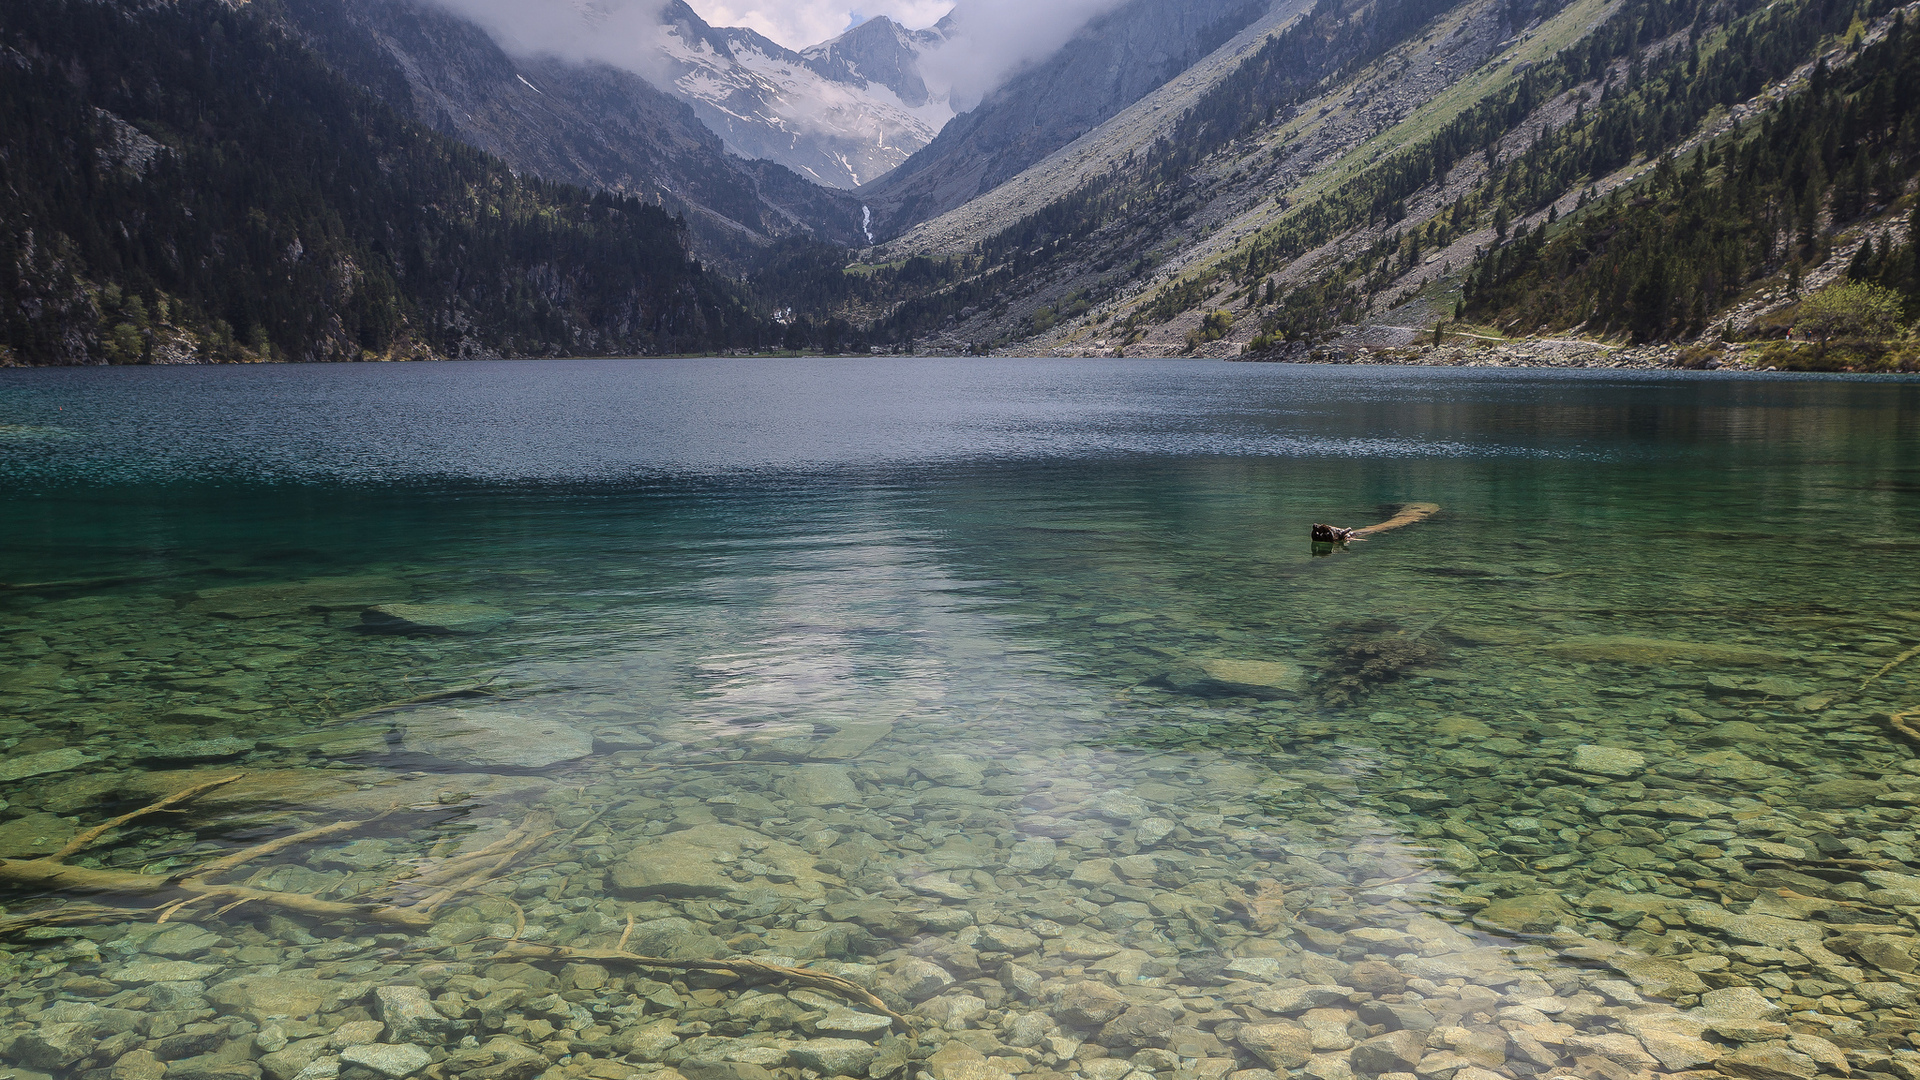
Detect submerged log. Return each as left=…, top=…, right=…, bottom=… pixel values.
left=0, top=776, right=428, bottom=931
left=1312, top=502, right=1441, bottom=545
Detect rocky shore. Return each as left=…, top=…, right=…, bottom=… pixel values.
left=1232, top=341, right=1689, bottom=370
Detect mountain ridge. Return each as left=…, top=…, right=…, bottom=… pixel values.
left=267, top=0, right=868, bottom=266
left=0, top=0, right=783, bottom=366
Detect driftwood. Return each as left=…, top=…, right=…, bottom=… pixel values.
left=2, top=774, right=924, bottom=1033
left=1311, top=502, right=1441, bottom=544
left=0, top=776, right=428, bottom=931
left=492, top=938, right=915, bottom=1036
left=1863, top=644, right=1920, bottom=692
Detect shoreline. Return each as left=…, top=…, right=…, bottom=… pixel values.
left=1228, top=337, right=1920, bottom=372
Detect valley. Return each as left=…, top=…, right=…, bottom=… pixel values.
left=3, top=0, right=1918, bottom=367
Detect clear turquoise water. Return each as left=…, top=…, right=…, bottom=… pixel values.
left=2, top=360, right=1919, bottom=1080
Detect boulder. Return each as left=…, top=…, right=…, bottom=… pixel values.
left=1005, top=837, right=1057, bottom=872
left=0, top=810, right=79, bottom=858
left=1608, top=955, right=1710, bottom=997
left=1197, top=659, right=1303, bottom=695
left=1351, top=1030, right=1427, bottom=1075
left=0, top=748, right=94, bottom=783
left=1055, top=981, right=1129, bottom=1027
left=611, top=824, right=839, bottom=901
left=1571, top=745, right=1646, bottom=777
left=374, top=986, right=449, bottom=1044
left=206, top=975, right=366, bottom=1022
left=1694, top=986, right=1785, bottom=1022
left=1249, top=986, right=1351, bottom=1014
left=188, top=575, right=403, bottom=618
left=1099, top=1005, right=1180, bottom=1049
left=1237, top=1022, right=1314, bottom=1070
left=1719, top=1043, right=1819, bottom=1080
left=359, top=603, right=509, bottom=635
left=1544, top=635, right=1797, bottom=665
left=788, top=1038, right=877, bottom=1076
left=395, top=706, right=591, bottom=770
left=1475, top=893, right=1572, bottom=934
left=8, top=1023, right=96, bottom=1070
left=880, top=958, right=956, bottom=1002
left=339, top=1044, right=433, bottom=1079
left=777, top=764, right=863, bottom=807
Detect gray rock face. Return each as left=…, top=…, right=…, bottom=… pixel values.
left=395, top=706, right=592, bottom=770
left=653, top=2, right=949, bottom=189
left=862, top=0, right=1272, bottom=235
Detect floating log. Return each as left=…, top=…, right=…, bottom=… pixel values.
left=1312, top=502, right=1441, bottom=545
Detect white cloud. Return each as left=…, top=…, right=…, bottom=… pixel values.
left=919, top=0, right=1126, bottom=109
left=687, top=1, right=952, bottom=50
left=429, top=0, right=678, bottom=82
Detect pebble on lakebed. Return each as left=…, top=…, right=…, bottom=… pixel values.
left=3, top=574, right=1920, bottom=1080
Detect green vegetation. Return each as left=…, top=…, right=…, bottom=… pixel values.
left=0, top=0, right=773, bottom=365
left=1462, top=6, right=1920, bottom=341
left=1796, top=280, right=1907, bottom=341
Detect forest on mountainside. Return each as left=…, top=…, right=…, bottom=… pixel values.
left=1460, top=16, right=1920, bottom=344
left=1231, top=0, right=1919, bottom=354
left=0, top=0, right=774, bottom=366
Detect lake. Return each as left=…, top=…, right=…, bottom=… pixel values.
left=2, top=359, right=1918, bottom=1080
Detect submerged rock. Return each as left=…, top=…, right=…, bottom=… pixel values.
left=359, top=603, right=510, bottom=635
left=188, top=575, right=404, bottom=618
left=0, top=747, right=94, bottom=783
left=611, top=824, right=838, bottom=900
left=339, top=1043, right=432, bottom=1078
left=1198, top=658, right=1303, bottom=694
left=395, top=706, right=591, bottom=770
left=1543, top=635, right=1798, bottom=665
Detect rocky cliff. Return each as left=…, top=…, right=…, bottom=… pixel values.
left=655, top=3, right=952, bottom=189
left=856, top=0, right=1272, bottom=238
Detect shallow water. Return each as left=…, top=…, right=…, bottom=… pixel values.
left=2, top=360, right=1919, bottom=1080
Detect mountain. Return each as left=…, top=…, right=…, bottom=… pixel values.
left=802, top=13, right=951, bottom=111
left=798, top=0, right=1915, bottom=367
left=653, top=2, right=952, bottom=190
left=266, top=0, right=867, bottom=265
left=0, top=0, right=777, bottom=366
left=857, top=0, right=1274, bottom=238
